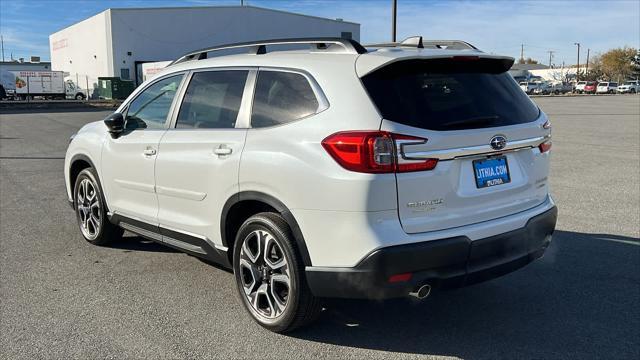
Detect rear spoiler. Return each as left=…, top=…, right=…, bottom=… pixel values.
left=356, top=53, right=515, bottom=77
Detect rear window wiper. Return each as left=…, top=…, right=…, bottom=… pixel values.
left=439, top=115, right=499, bottom=128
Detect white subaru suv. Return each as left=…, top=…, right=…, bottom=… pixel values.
left=64, top=37, right=557, bottom=332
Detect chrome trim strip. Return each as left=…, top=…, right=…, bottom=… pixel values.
left=402, top=135, right=550, bottom=161
left=163, top=235, right=207, bottom=255
left=120, top=222, right=162, bottom=242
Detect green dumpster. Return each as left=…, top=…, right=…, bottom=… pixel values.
left=97, top=77, right=135, bottom=100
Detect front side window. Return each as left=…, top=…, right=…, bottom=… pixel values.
left=176, top=70, right=248, bottom=129
left=126, top=74, right=183, bottom=130
left=251, top=71, right=319, bottom=128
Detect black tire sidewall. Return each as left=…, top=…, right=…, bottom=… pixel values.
left=233, top=214, right=302, bottom=331
left=74, top=168, right=109, bottom=244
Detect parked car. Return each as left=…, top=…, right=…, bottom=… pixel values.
left=597, top=82, right=618, bottom=94
left=583, top=81, right=598, bottom=94
left=574, top=81, right=587, bottom=93
left=533, top=82, right=571, bottom=95
left=64, top=37, right=557, bottom=332
left=617, top=80, right=639, bottom=94
left=519, top=81, right=538, bottom=94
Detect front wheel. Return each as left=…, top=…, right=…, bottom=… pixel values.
left=233, top=212, right=321, bottom=333
left=74, top=168, right=123, bottom=245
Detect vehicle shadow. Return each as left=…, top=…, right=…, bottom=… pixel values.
left=291, top=230, right=640, bottom=359
left=109, top=234, right=180, bottom=253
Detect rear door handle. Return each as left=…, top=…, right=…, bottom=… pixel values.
left=143, top=148, right=157, bottom=156
left=213, top=145, right=232, bottom=156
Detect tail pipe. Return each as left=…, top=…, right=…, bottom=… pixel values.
left=409, top=284, right=431, bottom=299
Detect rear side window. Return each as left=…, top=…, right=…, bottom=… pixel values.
left=176, top=70, right=248, bottom=129
left=251, top=71, right=319, bottom=128
left=361, top=59, right=540, bottom=131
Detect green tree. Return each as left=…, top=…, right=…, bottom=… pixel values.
left=631, top=50, right=640, bottom=80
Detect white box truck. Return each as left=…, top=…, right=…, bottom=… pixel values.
left=0, top=70, right=86, bottom=100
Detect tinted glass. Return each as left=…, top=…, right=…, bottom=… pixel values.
left=251, top=71, right=319, bottom=128
left=176, top=71, right=248, bottom=129
left=126, top=74, right=183, bottom=130
left=362, top=59, right=540, bottom=131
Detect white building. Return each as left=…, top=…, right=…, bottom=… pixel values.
left=49, top=5, right=359, bottom=97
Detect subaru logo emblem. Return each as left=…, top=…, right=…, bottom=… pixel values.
left=490, top=135, right=507, bottom=151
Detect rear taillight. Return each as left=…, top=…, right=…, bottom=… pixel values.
left=539, top=141, right=552, bottom=153
left=321, top=131, right=438, bottom=173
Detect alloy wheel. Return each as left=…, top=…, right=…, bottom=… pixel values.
left=239, top=229, right=291, bottom=319
left=76, top=178, right=101, bottom=240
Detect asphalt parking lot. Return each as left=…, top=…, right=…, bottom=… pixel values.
left=1, top=95, right=639, bottom=359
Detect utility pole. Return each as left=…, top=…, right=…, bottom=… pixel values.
left=391, top=0, right=397, bottom=42
left=1, top=34, right=4, bottom=62
left=586, top=48, right=590, bottom=74
left=574, top=42, right=581, bottom=81
left=547, top=50, right=555, bottom=68
left=520, top=44, right=524, bottom=63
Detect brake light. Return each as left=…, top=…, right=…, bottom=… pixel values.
left=321, top=131, right=438, bottom=173
left=539, top=141, right=552, bottom=153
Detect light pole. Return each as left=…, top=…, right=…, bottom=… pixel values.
left=391, top=0, right=397, bottom=42
left=586, top=48, right=590, bottom=74
left=574, top=42, right=581, bottom=81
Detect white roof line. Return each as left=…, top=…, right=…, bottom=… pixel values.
left=107, top=5, right=359, bottom=25
left=51, top=5, right=358, bottom=36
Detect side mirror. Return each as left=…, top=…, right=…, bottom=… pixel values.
left=104, top=112, right=124, bottom=138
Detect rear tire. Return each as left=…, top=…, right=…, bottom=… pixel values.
left=73, top=168, right=123, bottom=245
left=233, top=212, right=321, bottom=333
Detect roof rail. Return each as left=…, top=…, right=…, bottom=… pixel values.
left=365, top=36, right=478, bottom=51
left=171, top=37, right=367, bottom=65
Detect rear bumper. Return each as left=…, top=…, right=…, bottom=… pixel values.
left=305, top=206, right=557, bottom=299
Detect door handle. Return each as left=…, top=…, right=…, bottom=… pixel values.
left=143, top=148, right=157, bottom=156
left=213, top=145, right=232, bottom=156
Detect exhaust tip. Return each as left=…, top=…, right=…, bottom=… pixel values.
left=409, top=284, right=431, bottom=299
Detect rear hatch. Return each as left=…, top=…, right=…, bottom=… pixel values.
left=360, top=56, right=551, bottom=234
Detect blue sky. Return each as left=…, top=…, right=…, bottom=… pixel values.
left=1, top=0, right=638, bottom=65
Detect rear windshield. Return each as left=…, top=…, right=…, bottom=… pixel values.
left=361, top=58, right=540, bottom=131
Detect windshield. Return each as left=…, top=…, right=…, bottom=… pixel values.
left=361, top=58, right=540, bottom=131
